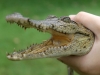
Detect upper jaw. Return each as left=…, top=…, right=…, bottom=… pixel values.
left=6, top=13, right=72, bottom=34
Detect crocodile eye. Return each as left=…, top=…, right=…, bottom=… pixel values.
left=60, top=17, right=71, bottom=23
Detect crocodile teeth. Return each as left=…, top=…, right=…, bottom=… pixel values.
left=56, top=28, right=63, bottom=32
left=53, top=41, right=60, bottom=45
left=53, top=25, right=58, bottom=29
left=53, top=47, right=57, bottom=50
left=49, top=24, right=53, bottom=28
left=35, top=24, right=40, bottom=28
left=46, top=46, right=68, bottom=53
left=6, top=52, right=10, bottom=55
left=57, top=47, right=60, bottom=49
left=64, top=46, right=67, bottom=49
left=42, top=25, right=47, bottom=30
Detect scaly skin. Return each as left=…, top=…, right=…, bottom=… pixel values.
left=6, top=13, right=94, bottom=60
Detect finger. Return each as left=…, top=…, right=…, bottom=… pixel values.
left=69, top=15, right=76, bottom=20
left=57, top=56, right=83, bottom=68
left=73, top=11, right=100, bottom=36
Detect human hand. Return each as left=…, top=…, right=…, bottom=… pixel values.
left=58, top=11, right=100, bottom=75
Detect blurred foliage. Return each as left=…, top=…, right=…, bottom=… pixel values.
left=0, top=0, right=100, bottom=75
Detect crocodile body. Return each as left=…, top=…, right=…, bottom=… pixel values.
left=6, top=13, right=94, bottom=75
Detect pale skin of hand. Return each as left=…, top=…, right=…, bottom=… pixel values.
left=58, top=11, right=100, bottom=75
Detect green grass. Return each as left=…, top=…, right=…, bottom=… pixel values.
left=0, top=0, right=100, bottom=75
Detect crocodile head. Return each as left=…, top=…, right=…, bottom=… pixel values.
left=6, top=13, right=94, bottom=60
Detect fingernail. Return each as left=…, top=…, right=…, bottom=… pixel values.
left=69, top=15, right=76, bottom=20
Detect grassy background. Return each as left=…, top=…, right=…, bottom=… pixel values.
left=0, top=0, right=100, bottom=75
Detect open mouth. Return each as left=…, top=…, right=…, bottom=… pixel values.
left=6, top=13, right=94, bottom=61
left=6, top=13, right=75, bottom=60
